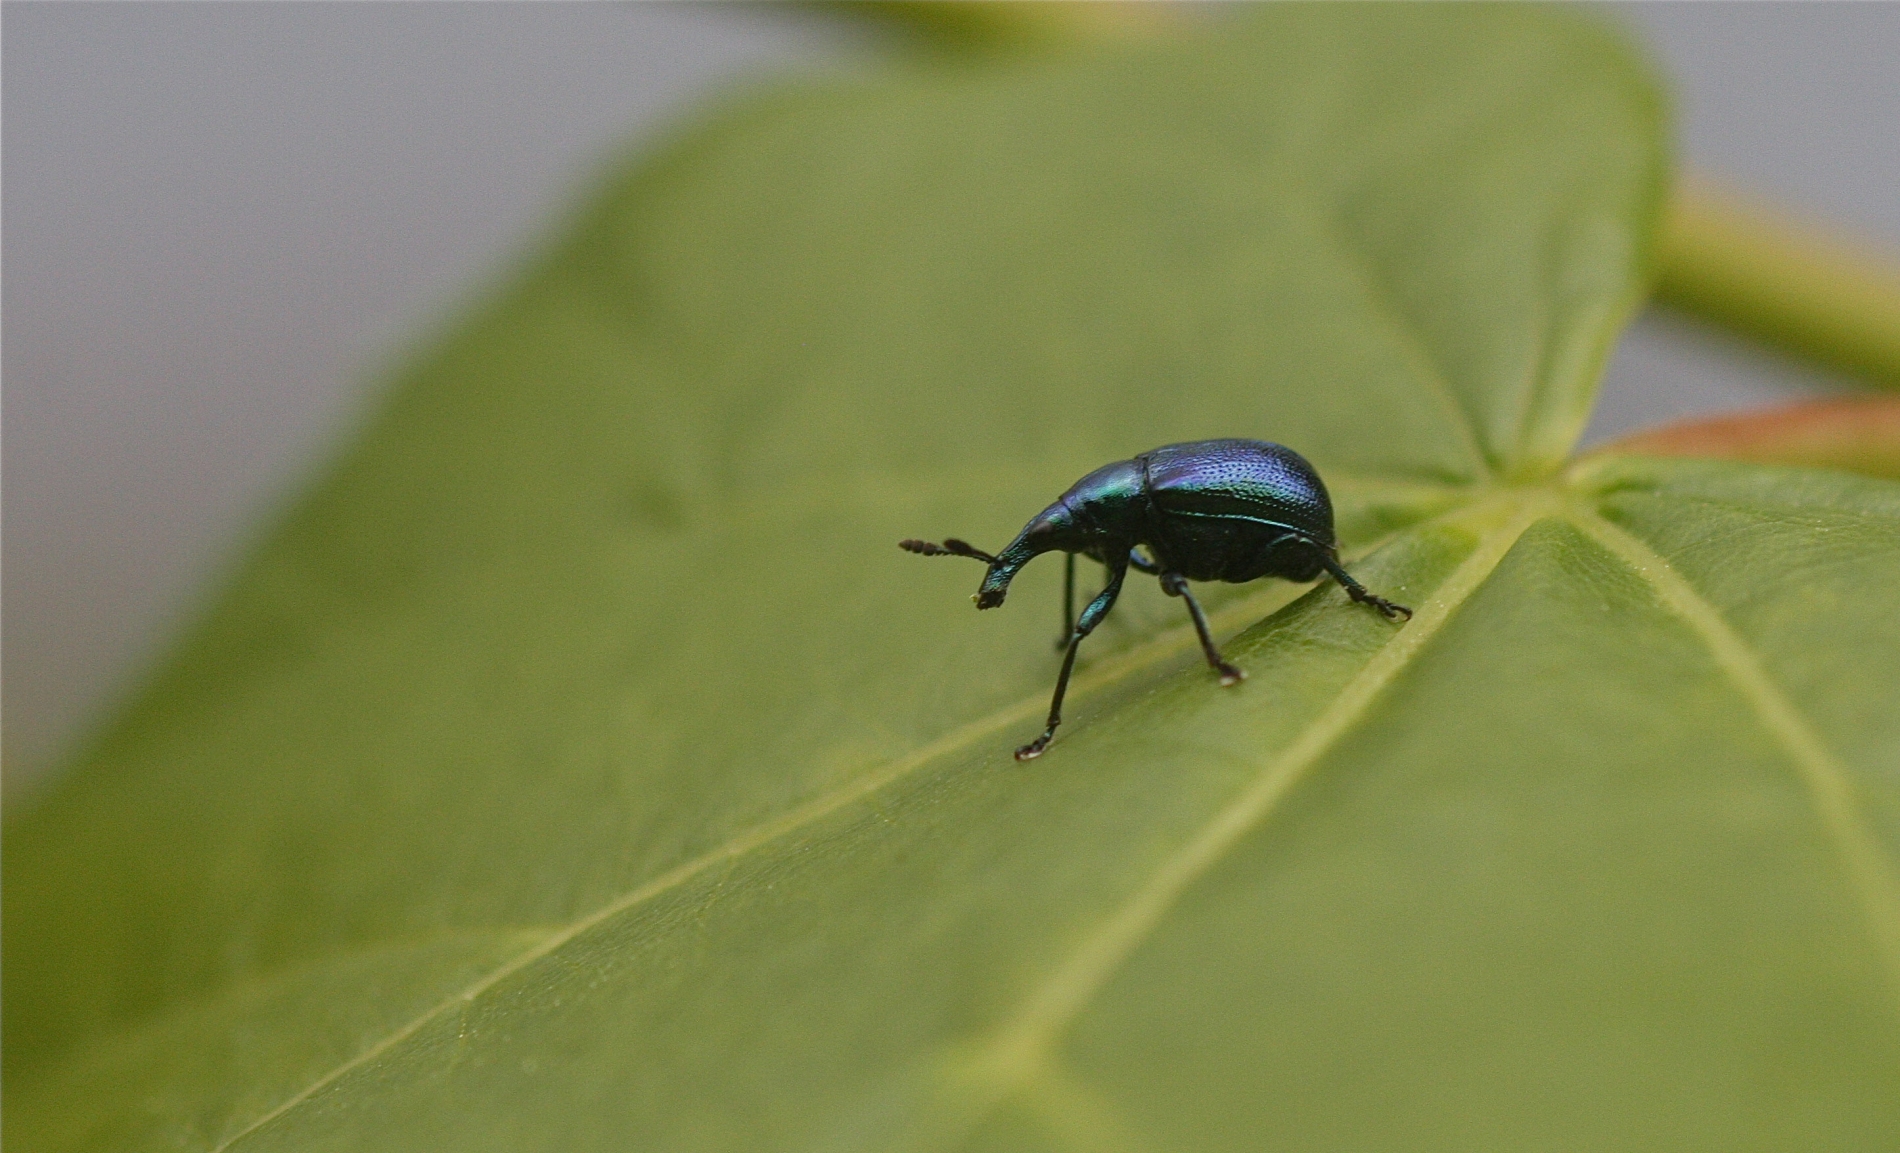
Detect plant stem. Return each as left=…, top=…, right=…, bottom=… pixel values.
left=851, top=2, right=1179, bottom=52
left=1655, top=179, right=1900, bottom=390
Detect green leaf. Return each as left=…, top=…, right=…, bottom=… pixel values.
left=9, top=6, right=1898, bottom=1151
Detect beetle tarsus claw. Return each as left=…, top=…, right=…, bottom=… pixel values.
left=1014, top=736, right=1051, bottom=761
left=1347, top=586, right=1412, bottom=621
left=1217, top=663, right=1246, bottom=686
left=1372, top=597, right=1413, bottom=621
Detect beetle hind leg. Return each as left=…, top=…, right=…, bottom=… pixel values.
left=1159, top=572, right=1245, bottom=686
left=1318, top=556, right=1413, bottom=621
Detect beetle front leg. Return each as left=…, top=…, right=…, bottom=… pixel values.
left=1159, top=572, right=1245, bottom=686
left=1318, top=556, right=1413, bottom=620
left=1018, top=557, right=1128, bottom=761
left=1063, top=552, right=1077, bottom=635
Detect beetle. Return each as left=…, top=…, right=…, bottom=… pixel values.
left=901, top=438, right=1410, bottom=761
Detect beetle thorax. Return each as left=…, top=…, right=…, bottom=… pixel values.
left=1054, top=458, right=1150, bottom=542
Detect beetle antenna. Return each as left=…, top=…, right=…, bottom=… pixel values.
left=899, top=538, right=998, bottom=564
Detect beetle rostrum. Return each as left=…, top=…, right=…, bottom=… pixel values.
left=900, top=438, right=1411, bottom=761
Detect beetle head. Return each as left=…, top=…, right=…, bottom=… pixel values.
left=974, top=503, right=1081, bottom=610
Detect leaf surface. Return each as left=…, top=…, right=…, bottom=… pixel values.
left=9, top=7, right=1898, bottom=1151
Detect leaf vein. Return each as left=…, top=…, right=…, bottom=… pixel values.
left=959, top=495, right=1550, bottom=1108
left=1018, top=1061, right=1159, bottom=1153
left=1305, top=204, right=1495, bottom=480
left=1569, top=508, right=1900, bottom=1010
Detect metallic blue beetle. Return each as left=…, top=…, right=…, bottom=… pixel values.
left=902, top=438, right=1410, bottom=760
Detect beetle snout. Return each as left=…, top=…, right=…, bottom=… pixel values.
left=974, top=588, right=1005, bottom=610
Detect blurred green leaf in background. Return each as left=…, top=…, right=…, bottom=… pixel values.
left=6, top=5, right=1898, bottom=1151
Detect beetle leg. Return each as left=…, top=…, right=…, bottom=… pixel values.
left=1055, top=552, right=1077, bottom=650
left=1159, top=572, right=1245, bottom=685
left=1018, top=556, right=1128, bottom=761
left=1127, top=547, right=1161, bottom=574
left=1318, top=556, right=1413, bottom=621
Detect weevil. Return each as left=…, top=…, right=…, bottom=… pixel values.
left=901, top=438, right=1411, bottom=760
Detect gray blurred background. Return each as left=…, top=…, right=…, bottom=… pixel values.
left=6, top=2, right=1898, bottom=787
